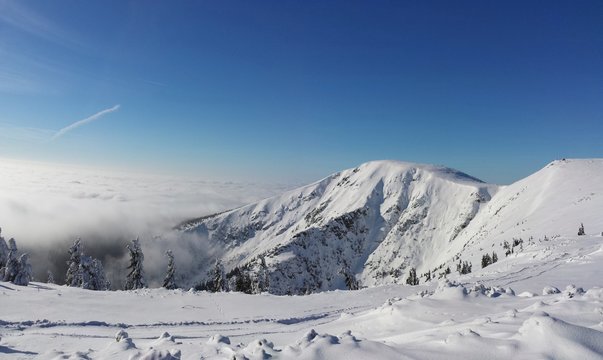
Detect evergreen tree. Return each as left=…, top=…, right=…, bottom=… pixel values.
left=0, top=228, right=9, bottom=269
left=458, top=261, right=472, bottom=274
left=125, top=238, right=146, bottom=290
left=8, top=238, right=17, bottom=253
left=339, top=265, right=359, bottom=290
left=65, top=239, right=83, bottom=287
left=253, top=255, right=270, bottom=293
left=0, top=237, right=31, bottom=286
left=47, top=270, right=55, bottom=284
left=163, top=250, right=177, bottom=289
left=12, top=253, right=32, bottom=286
left=2, top=240, right=19, bottom=282
left=236, top=271, right=253, bottom=294
left=406, top=267, right=419, bottom=285
left=92, top=259, right=110, bottom=290
left=209, top=259, right=226, bottom=292
left=80, top=256, right=110, bottom=290
left=503, top=241, right=512, bottom=257
left=492, top=252, right=498, bottom=263
left=580, top=223, right=586, bottom=235
left=439, top=266, right=451, bottom=279
left=481, top=253, right=492, bottom=268
left=65, top=239, right=109, bottom=290
left=228, top=266, right=253, bottom=294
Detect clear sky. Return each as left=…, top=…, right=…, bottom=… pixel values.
left=0, top=0, right=601, bottom=184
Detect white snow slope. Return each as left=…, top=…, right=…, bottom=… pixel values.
left=1, top=233, right=603, bottom=359
left=182, top=159, right=603, bottom=294
left=1, top=158, right=603, bottom=359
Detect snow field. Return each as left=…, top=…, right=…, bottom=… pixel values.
left=2, top=234, right=603, bottom=359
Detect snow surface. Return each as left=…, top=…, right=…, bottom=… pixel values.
left=2, top=233, right=603, bottom=359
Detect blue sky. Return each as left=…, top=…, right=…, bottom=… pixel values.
left=0, top=1, right=601, bottom=184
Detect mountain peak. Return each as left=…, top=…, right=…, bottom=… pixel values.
left=345, top=159, right=485, bottom=185
left=180, top=158, right=603, bottom=295
left=184, top=159, right=495, bottom=293
left=546, top=158, right=603, bottom=168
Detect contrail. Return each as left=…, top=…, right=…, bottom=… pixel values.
left=52, top=105, right=120, bottom=140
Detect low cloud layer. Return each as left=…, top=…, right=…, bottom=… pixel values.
left=0, top=158, right=291, bottom=288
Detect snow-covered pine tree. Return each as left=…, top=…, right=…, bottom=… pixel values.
left=458, top=260, right=472, bottom=274
left=209, top=259, right=226, bottom=292
left=162, top=250, right=177, bottom=289
left=492, top=252, right=498, bottom=263
left=91, top=259, right=110, bottom=290
left=47, top=270, right=55, bottom=284
left=65, top=239, right=83, bottom=287
left=80, top=256, right=110, bottom=290
left=406, top=267, right=419, bottom=285
left=2, top=239, right=19, bottom=282
left=125, top=238, right=146, bottom=290
left=0, top=228, right=9, bottom=269
left=65, top=239, right=109, bottom=290
left=578, top=223, right=585, bottom=236
left=339, top=265, right=359, bottom=290
left=229, top=267, right=252, bottom=293
left=253, top=255, right=270, bottom=293
left=8, top=237, right=17, bottom=253
left=481, top=253, right=492, bottom=268
left=12, top=253, right=32, bottom=286
left=438, top=266, right=452, bottom=279
left=503, top=240, right=512, bottom=256
left=236, top=271, right=253, bottom=294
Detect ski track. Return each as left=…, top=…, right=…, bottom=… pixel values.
left=0, top=306, right=368, bottom=331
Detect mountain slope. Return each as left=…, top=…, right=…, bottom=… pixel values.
left=181, top=159, right=603, bottom=295
left=438, top=158, right=603, bottom=271
left=182, top=160, right=497, bottom=294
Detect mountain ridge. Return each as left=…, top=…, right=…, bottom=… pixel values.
left=181, top=158, right=603, bottom=294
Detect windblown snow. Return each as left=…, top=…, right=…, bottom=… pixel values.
left=1, top=158, right=603, bottom=359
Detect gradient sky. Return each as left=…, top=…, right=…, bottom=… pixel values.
left=0, top=0, right=602, bottom=184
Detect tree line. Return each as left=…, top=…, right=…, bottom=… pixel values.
left=0, top=227, right=269, bottom=293
left=3, top=222, right=594, bottom=290
left=0, top=229, right=163, bottom=291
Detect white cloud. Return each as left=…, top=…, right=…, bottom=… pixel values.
left=0, top=105, right=119, bottom=144
left=52, top=105, right=121, bottom=140
left=0, top=158, right=291, bottom=287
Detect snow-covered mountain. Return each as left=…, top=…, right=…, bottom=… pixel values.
left=435, top=158, right=603, bottom=272
left=181, top=159, right=603, bottom=295
left=3, top=159, right=603, bottom=359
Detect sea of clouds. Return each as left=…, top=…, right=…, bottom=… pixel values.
left=0, top=158, right=292, bottom=288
